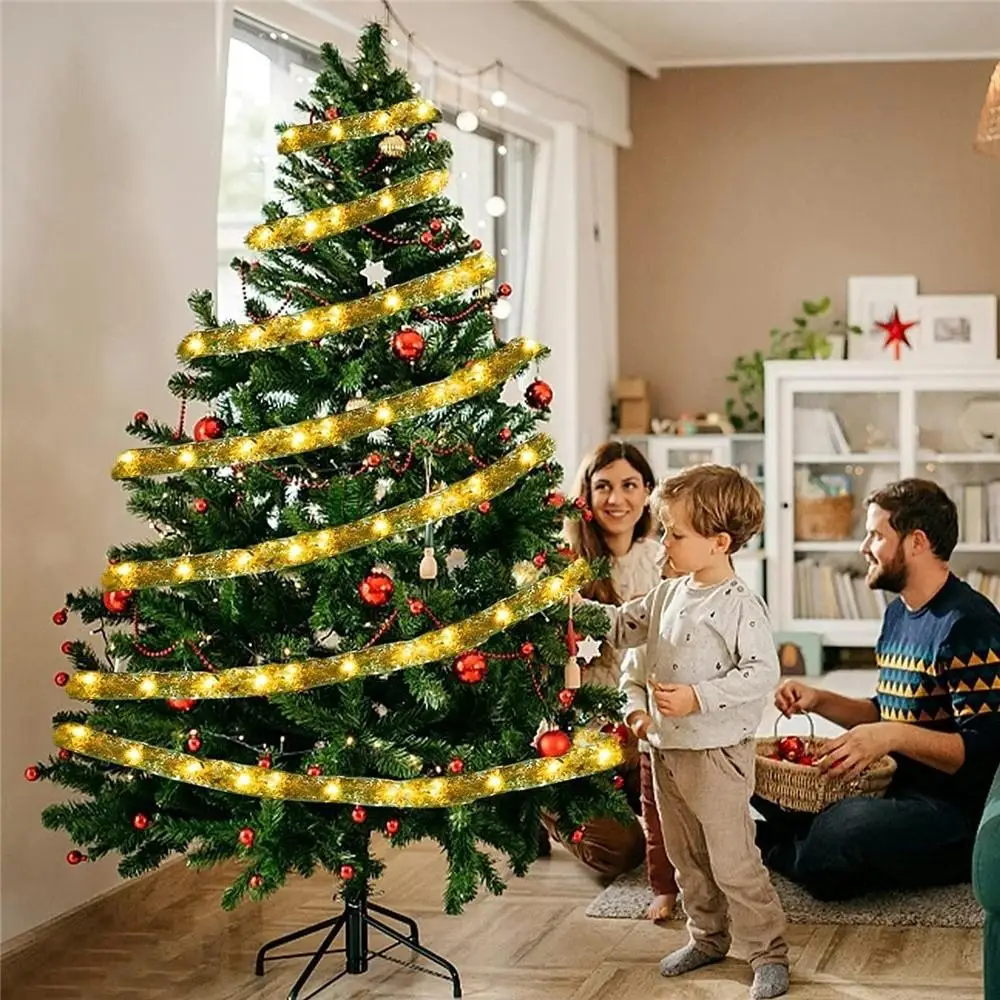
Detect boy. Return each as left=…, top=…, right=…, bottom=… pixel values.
left=579, top=464, right=789, bottom=999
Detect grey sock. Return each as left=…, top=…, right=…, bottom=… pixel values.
left=749, top=963, right=789, bottom=999
left=659, top=943, right=725, bottom=977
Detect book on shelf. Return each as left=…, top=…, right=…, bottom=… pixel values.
left=793, top=558, right=1000, bottom=617
left=946, top=481, right=1000, bottom=543
left=793, top=407, right=851, bottom=455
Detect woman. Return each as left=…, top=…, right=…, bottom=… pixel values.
left=545, top=441, right=679, bottom=920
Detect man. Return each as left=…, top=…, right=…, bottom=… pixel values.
left=754, top=479, right=1000, bottom=900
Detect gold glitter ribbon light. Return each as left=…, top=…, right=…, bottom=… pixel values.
left=70, top=560, right=590, bottom=701
left=104, top=436, right=552, bottom=591
left=246, top=170, right=448, bottom=251
left=278, top=98, right=438, bottom=155
left=52, top=724, right=622, bottom=807
left=115, top=339, right=540, bottom=479
left=178, top=252, right=495, bottom=359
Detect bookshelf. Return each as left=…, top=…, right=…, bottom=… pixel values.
left=763, top=360, right=1000, bottom=647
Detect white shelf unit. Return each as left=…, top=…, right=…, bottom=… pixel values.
left=615, top=433, right=767, bottom=596
left=764, top=360, right=1000, bottom=647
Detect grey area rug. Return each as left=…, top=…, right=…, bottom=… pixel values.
left=585, top=866, right=984, bottom=928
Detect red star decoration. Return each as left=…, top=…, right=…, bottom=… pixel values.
left=875, top=306, right=919, bottom=361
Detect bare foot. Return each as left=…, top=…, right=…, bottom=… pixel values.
left=647, top=893, right=677, bottom=921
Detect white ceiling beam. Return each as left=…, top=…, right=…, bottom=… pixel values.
left=532, top=1, right=659, bottom=78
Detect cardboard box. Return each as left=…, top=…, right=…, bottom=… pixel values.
left=618, top=398, right=651, bottom=434
left=615, top=377, right=648, bottom=400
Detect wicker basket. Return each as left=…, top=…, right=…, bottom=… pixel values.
left=754, top=713, right=896, bottom=813
left=794, top=494, right=854, bottom=541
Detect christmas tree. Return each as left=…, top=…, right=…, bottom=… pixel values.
left=31, top=23, right=629, bottom=918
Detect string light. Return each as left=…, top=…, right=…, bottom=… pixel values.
left=113, top=339, right=541, bottom=479
left=103, top=435, right=553, bottom=591
left=52, top=724, right=622, bottom=806
left=277, top=97, right=438, bottom=154
left=177, top=252, right=495, bottom=359
left=68, top=559, right=590, bottom=701
left=246, top=170, right=449, bottom=251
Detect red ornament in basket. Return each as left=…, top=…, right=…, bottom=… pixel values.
left=755, top=712, right=895, bottom=813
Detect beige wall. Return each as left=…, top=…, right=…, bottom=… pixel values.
left=1, top=0, right=229, bottom=944
left=618, top=59, right=1000, bottom=420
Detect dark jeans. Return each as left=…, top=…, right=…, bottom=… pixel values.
left=752, top=787, right=977, bottom=901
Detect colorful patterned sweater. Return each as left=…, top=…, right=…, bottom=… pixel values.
left=874, top=573, right=1000, bottom=817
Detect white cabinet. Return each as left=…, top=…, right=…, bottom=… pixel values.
left=764, top=360, right=1000, bottom=647
left=615, top=433, right=767, bottom=596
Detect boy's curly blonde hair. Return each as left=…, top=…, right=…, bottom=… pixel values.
left=652, top=463, right=763, bottom=554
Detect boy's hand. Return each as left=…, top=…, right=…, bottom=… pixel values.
left=653, top=683, right=699, bottom=718
left=626, top=710, right=653, bottom=741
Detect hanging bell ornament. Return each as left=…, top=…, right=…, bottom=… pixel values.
left=419, top=547, right=438, bottom=580
left=378, top=133, right=407, bottom=158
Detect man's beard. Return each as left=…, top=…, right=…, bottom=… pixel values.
left=866, top=549, right=908, bottom=593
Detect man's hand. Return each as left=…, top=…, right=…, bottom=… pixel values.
left=653, top=683, right=699, bottom=718
left=774, top=679, right=822, bottom=717
left=626, top=710, right=653, bottom=741
left=817, top=722, right=896, bottom=782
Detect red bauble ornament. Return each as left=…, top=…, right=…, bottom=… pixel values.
left=325, top=107, right=340, bottom=120
left=448, top=757, right=464, bottom=774
left=52, top=609, right=68, bottom=626
left=777, top=736, right=805, bottom=762
left=391, top=328, right=425, bottom=362
left=614, top=723, right=631, bottom=745
left=427, top=130, right=438, bottom=142
left=351, top=805, right=367, bottom=824
left=407, top=597, right=426, bottom=615
left=192, top=498, right=209, bottom=514
left=186, top=735, right=202, bottom=752
left=876, top=306, right=919, bottom=361
left=365, top=452, right=383, bottom=468
left=102, top=590, right=133, bottom=615
left=193, top=416, right=226, bottom=442
left=525, top=379, right=553, bottom=409
left=569, top=827, right=586, bottom=845
left=24, top=765, right=40, bottom=782
left=58, top=749, right=72, bottom=762
left=557, top=688, right=575, bottom=708
left=532, top=552, right=547, bottom=568
left=60, top=641, right=74, bottom=656
left=249, top=873, right=264, bottom=889
left=537, top=729, right=572, bottom=758
left=66, top=850, right=87, bottom=865
left=498, top=282, right=512, bottom=298
left=385, top=818, right=400, bottom=837
left=419, top=230, right=434, bottom=246
left=547, top=491, right=565, bottom=507
left=613, top=774, right=625, bottom=790
left=133, top=411, right=149, bottom=424
left=258, top=755, right=272, bottom=769
left=358, top=571, right=394, bottom=607
left=499, top=427, right=512, bottom=441
left=798, top=754, right=815, bottom=767
left=471, top=238, right=482, bottom=250
left=339, top=864, right=356, bottom=880
left=453, top=651, right=487, bottom=684
left=238, top=827, right=256, bottom=847
left=133, top=813, right=150, bottom=830
left=307, top=764, right=322, bottom=777
left=582, top=510, right=594, bottom=522
left=573, top=496, right=587, bottom=510
left=167, top=698, right=197, bottom=712
left=477, top=500, right=491, bottom=514
left=54, top=672, right=70, bottom=687
left=520, top=641, right=535, bottom=658
left=429, top=218, right=443, bottom=233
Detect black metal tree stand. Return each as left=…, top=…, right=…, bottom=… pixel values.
left=255, top=888, right=463, bottom=999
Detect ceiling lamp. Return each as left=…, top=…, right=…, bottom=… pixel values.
left=974, top=62, right=1000, bottom=159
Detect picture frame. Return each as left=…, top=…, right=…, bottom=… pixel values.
left=915, top=294, right=998, bottom=364
left=773, top=631, right=823, bottom=678
left=846, top=275, right=921, bottom=362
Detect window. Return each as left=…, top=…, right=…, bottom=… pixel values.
left=217, top=14, right=535, bottom=335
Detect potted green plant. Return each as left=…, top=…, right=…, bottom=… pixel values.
left=725, top=297, right=862, bottom=432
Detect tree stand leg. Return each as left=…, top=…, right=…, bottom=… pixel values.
left=254, top=888, right=462, bottom=999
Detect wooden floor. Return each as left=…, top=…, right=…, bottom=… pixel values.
left=2, top=835, right=983, bottom=1000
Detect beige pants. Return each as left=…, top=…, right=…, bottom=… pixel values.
left=650, top=741, right=788, bottom=969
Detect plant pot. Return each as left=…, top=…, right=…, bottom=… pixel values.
left=825, top=333, right=847, bottom=360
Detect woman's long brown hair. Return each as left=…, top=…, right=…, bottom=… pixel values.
left=564, top=441, right=657, bottom=605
